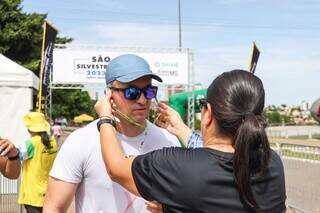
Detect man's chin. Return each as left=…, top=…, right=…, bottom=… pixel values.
left=133, top=116, right=147, bottom=124
left=131, top=114, right=147, bottom=124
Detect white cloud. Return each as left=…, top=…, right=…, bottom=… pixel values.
left=63, top=21, right=319, bottom=105
left=70, top=22, right=180, bottom=48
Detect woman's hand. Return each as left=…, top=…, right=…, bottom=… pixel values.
left=146, top=201, right=163, bottom=213
left=0, top=139, right=18, bottom=158
left=95, top=88, right=114, bottom=118
left=157, top=103, right=192, bottom=146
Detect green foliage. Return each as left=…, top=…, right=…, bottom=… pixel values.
left=194, top=119, right=201, bottom=131
left=0, top=0, right=45, bottom=73
left=266, top=111, right=281, bottom=124
left=0, top=1, right=90, bottom=121
left=148, top=108, right=157, bottom=123
left=265, top=111, right=294, bottom=125
left=281, top=114, right=293, bottom=123
left=52, top=89, right=97, bottom=122
left=0, top=0, right=72, bottom=74
left=55, top=37, right=73, bottom=44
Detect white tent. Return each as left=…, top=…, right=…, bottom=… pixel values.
left=0, top=54, right=39, bottom=144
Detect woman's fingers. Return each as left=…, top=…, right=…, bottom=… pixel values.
left=95, top=91, right=113, bottom=117
left=104, top=88, right=112, bottom=100
left=145, top=201, right=162, bottom=213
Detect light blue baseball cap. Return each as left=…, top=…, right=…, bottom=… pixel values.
left=105, top=54, right=162, bottom=84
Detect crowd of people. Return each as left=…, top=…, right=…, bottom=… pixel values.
left=0, top=54, right=286, bottom=213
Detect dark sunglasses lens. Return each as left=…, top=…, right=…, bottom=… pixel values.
left=125, top=87, right=141, bottom=100
left=145, top=87, right=157, bottom=99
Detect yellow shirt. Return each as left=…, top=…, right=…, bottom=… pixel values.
left=18, top=135, right=57, bottom=207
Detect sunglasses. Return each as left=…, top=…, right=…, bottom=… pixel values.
left=199, top=98, right=208, bottom=109
left=109, top=85, right=158, bottom=101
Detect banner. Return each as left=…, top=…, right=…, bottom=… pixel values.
left=248, top=42, right=260, bottom=74
left=53, top=49, right=189, bottom=85
left=37, top=21, right=58, bottom=113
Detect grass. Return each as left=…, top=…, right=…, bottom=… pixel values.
left=288, top=134, right=320, bottom=140
left=280, top=148, right=320, bottom=161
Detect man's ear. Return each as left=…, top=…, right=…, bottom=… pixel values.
left=203, top=104, right=213, bottom=127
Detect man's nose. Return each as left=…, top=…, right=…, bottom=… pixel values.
left=136, top=93, right=148, bottom=104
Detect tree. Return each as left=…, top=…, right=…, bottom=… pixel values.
left=266, top=111, right=281, bottom=124
left=52, top=89, right=97, bottom=122
left=0, top=0, right=96, bottom=120
left=0, top=0, right=72, bottom=74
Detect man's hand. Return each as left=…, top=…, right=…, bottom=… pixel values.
left=0, top=139, right=20, bottom=179
left=146, top=201, right=163, bottom=213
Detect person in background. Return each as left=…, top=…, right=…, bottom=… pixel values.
left=95, top=69, right=286, bottom=212
left=43, top=54, right=180, bottom=213
left=18, top=112, right=58, bottom=213
left=0, top=138, right=20, bottom=179
left=51, top=122, right=63, bottom=148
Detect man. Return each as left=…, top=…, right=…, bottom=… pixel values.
left=0, top=138, right=20, bottom=179
left=43, top=54, right=180, bottom=213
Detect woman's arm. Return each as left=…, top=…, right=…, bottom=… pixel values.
left=95, top=89, right=140, bottom=196
left=0, top=139, right=21, bottom=179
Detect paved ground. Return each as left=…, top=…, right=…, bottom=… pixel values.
left=283, top=158, right=320, bottom=213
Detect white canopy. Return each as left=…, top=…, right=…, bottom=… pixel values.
left=0, top=54, right=39, bottom=145
left=0, top=54, right=38, bottom=88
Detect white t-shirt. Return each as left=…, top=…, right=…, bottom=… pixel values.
left=50, top=120, right=180, bottom=213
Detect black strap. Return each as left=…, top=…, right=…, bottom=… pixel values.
left=97, top=118, right=116, bottom=131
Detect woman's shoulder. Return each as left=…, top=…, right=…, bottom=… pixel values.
left=269, top=149, right=284, bottom=169
left=148, top=147, right=218, bottom=165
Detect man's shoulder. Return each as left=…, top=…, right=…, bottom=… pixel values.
left=147, top=121, right=180, bottom=146
left=147, top=121, right=172, bottom=135
left=64, top=120, right=99, bottom=146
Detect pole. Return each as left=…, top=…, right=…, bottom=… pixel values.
left=37, top=22, right=47, bottom=112
left=178, top=0, right=182, bottom=50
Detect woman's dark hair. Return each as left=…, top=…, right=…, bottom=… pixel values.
left=39, top=131, right=52, bottom=149
left=207, top=69, right=270, bottom=210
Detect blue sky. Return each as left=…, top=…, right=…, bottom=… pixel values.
left=22, top=0, right=320, bottom=106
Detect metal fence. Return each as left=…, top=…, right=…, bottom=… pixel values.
left=267, top=126, right=320, bottom=140
left=271, top=143, right=320, bottom=213
left=0, top=175, right=20, bottom=213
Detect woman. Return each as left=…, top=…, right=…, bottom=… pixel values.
left=0, top=138, right=20, bottom=179
left=95, top=70, right=286, bottom=212
left=18, top=112, right=58, bottom=213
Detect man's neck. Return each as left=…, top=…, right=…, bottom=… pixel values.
left=116, top=118, right=147, bottom=137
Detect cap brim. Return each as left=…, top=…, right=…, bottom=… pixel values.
left=117, top=72, right=163, bottom=83
left=27, top=121, right=50, bottom=133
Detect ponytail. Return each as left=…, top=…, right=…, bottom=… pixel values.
left=233, top=113, right=270, bottom=210
left=39, top=131, right=52, bottom=149
left=207, top=69, right=270, bottom=210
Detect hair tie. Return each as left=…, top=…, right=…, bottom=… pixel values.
left=241, top=112, right=255, bottom=123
